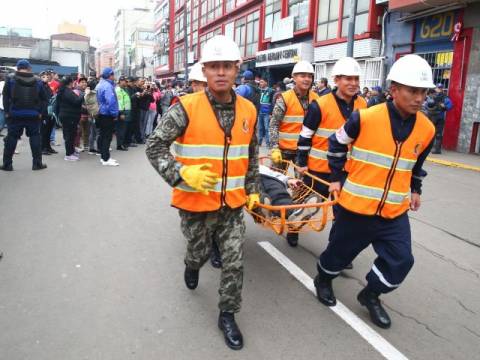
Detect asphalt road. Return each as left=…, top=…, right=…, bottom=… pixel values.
left=0, top=139, right=479, bottom=360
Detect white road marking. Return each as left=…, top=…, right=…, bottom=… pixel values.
left=258, top=241, right=408, bottom=360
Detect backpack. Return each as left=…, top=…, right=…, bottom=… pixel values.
left=245, top=83, right=261, bottom=112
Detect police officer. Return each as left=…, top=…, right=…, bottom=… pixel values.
left=1, top=59, right=47, bottom=171
left=146, top=35, right=259, bottom=350
left=313, top=54, right=436, bottom=329
left=296, top=57, right=367, bottom=199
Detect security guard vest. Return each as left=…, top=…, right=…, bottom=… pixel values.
left=308, top=93, right=366, bottom=173
left=172, top=91, right=257, bottom=212
left=279, top=89, right=319, bottom=151
left=338, top=103, right=435, bottom=219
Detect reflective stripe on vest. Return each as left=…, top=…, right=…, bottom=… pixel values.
left=338, top=103, right=435, bottom=219
left=172, top=91, right=257, bottom=212
left=307, top=93, right=366, bottom=173
left=278, top=89, right=319, bottom=151
left=173, top=142, right=250, bottom=160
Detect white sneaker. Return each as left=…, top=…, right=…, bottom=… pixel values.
left=64, top=155, right=79, bottom=161
left=109, top=158, right=119, bottom=163
left=101, top=158, right=119, bottom=166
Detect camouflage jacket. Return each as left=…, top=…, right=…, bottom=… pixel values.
left=146, top=88, right=259, bottom=196
left=269, top=89, right=310, bottom=151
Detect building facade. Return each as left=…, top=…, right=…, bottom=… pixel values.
left=96, top=43, right=115, bottom=76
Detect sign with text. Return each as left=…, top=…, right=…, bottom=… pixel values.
left=255, top=43, right=313, bottom=67
left=415, top=11, right=457, bottom=52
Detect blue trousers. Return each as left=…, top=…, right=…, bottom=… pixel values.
left=257, top=113, right=270, bottom=147
left=3, top=118, right=42, bottom=167
left=318, top=207, right=414, bottom=294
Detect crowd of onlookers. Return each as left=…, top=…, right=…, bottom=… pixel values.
left=0, top=58, right=453, bottom=171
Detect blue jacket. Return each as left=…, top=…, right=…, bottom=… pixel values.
left=96, top=78, right=119, bottom=117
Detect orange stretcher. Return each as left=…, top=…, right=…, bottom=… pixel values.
left=245, top=157, right=338, bottom=235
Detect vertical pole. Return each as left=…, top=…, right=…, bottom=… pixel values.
left=183, top=0, right=189, bottom=83
left=346, top=0, right=358, bottom=57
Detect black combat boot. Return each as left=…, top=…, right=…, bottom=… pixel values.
left=1, top=164, right=13, bottom=171
left=286, top=232, right=299, bottom=247
left=210, top=241, right=222, bottom=269
left=32, top=163, right=47, bottom=171
left=357, top=287, right=391, bottom=329
left=314, top=270, right=336, bottom=307
left=184, top=265, right=199, bottom=290
left=218, top=311, right=243, bottom=350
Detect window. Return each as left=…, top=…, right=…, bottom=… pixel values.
left=317, top=0, right=339, bottom=41
left=192, top=30, right=198, bottom=58
left=200, top=0, right=207, bottom=26
left=200, top=0, right=222, bottom=26
left=174, top=46, right=185, bottom=71
left=225, top=21, right=234, bottom=40
left=235, top=17, right=246, bottom=55
left=264, top=0, right=282, bottom=39
left=138, top=31, right=155, bottom=41
left=245, top=11, right=260, bottom=57
left=174, top=13, right=184, bottom=41
left=192, top=0, right=199, bottom=31
left=341, top=0, right=369, bottom=37
left=225, top=0, right=234, bottom=12
left=289, top=0, right=310, bottom=32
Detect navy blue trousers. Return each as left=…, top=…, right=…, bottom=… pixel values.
left=3, top=118, right=42, bottom=167
left=318, top=206, right=414, bottom=294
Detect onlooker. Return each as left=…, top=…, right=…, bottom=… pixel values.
left=56, top=76, right=84, bottom=161
left=0, top=73, right=6, bottom=136
left=48, top=71, right=61, bottom=147
left=235, top=70, right=261, bottom=111
left=257, top=77, right=274, bottom=147
left=85, top=80, right=100, bottom=155
left=115, top=76, right=131, bottom=151
left=273, top=81, right=284, bottom=103
left=74, top=76, right=89, bottom=152
left=137, top=82, right=154, bottom=142
left=316, top=78, right=331, bottom=97
left=160, top=82, right=174, bottom=115
left=39, top=71, right=57, bottom=155
left=424, top=83, right=453, bottom=154
left=124, top=76, right=137, bottom=147
left=367, top=86, right=386, bottom=107
left=1, top=59, right=47, bottom=171
left=361, top=86, right=369, bottom=99
left=96, top=67, right=119, bottom=166
left=145, top=83, right=160, bottom=138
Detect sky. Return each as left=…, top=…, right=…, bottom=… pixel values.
left=0, top=0, right=154, bottom=47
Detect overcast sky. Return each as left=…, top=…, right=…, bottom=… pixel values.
left=0, top=0, right=153, bottom=47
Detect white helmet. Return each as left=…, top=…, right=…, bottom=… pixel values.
left=331, top=57, right=362, bottom=77
left=200, top=35, right=242, bottom=64
left=292, top=60, right=314, bottom=75
left=387, top=54, right=435, bottom=88
left=189, top=62, right=207, bottom=83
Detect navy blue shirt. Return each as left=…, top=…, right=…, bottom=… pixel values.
left=328, top=101, right=433, bottom=194
left=296, top=90, right=359, bottom=167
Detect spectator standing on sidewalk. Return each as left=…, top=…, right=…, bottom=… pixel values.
left=1, top=59, right=47, bottom=171
left=85, top=80, right=100, bottom=155
left=257, top=77, right=274, bottom=147
left=74, top=76, right=89, bottom=152
left=56, top=76, right=84, bottom=162
left=115, top=76, right=131, bottom=151
left=39, top=71, right=57, bottom=155
left=96, top=67, right=119, bottom=166
left=0, top=73, right=7, bottom=136
left=424, top=83, right=452, bottom=154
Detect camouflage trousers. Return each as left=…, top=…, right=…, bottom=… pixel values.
left=179, top=206, right=246, bottom=313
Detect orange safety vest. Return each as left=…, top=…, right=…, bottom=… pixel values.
left=307, top=93, right=366, bottom=173
left=278, top=89, right=319, bottom=151
left=172, top=91, right=257, bottom=212
left=339, top=103, right=435, bottom=219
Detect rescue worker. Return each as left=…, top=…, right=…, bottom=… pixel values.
left=296, top=57, right=367, bottom=199
left=269, top=60, right=319, bottom=247
left=313, top=54, right=436, bottom=329
left=146, top=35, right=259, bottom=350
left=269, top=60, right=319, bottom=168
left=189, top=62, right=207, bottom=93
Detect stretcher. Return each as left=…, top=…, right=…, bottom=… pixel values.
left=245, top=157, right=338, bottom=235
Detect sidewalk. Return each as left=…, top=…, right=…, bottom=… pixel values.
left=427, top=150, right=480, bottom=171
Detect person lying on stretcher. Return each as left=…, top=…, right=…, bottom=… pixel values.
left=256, top=165, right=321, bottom=235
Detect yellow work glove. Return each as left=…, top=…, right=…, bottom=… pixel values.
left=179, top=163, right=219, bottom=195
left=271, top=148, right=282, bottom=164
left=246, top=193, right=260, bottom=211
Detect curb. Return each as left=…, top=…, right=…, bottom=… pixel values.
left=426, top=157, right=480, bottom=172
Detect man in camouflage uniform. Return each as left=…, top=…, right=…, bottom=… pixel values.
left=146, top=35, right=259, bottom=350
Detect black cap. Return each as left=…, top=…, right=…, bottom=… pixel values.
left=118, top=75, right=127, bottom=81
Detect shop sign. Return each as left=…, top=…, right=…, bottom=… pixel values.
left=255, top=43, right=313, bottom=67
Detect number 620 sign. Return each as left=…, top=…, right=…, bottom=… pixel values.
left=419, top=12, right=455, bottom=39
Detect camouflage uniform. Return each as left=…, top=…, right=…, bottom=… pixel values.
left=146, top=89, right=259, bottom=313
left=269, top=89, right=310, bottom=169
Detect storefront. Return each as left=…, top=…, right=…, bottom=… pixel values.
left=255, top=42, right=314, bottom=85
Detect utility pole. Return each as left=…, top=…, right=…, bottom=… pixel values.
left=183, top=0, right=189, bottom=83
left=346, top=0, right=358, bottom=57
